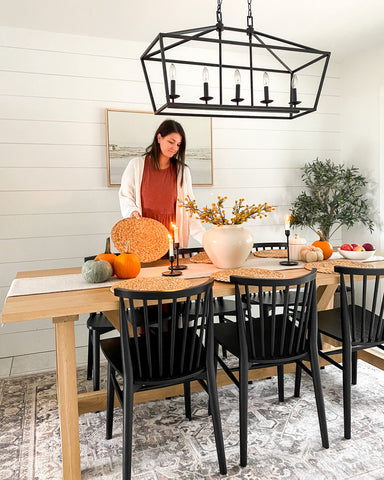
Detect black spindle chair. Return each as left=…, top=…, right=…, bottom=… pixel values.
left=100, top=278, right=227, bottom=479
left=84, top=255, right=116, bottom=391
left=214, top=269, right=329, bottom=467
left=251, top=241, right=302, bottom=401
left=306, top=265, right=384, bottom=439
left=179, top=246, right=242, bottom=358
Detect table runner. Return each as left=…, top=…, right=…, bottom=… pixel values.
left=7, top=254, right=382, bottom=298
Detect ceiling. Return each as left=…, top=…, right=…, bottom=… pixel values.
left=2, top=0, right=384, bottom=62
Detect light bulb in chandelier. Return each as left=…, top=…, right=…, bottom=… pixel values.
left=169, top=64, right=179, bottom=100
left=261, top=71, right=273, bottom=105
left=200, top=67, right=213, bottom=103
left=231, top=69, right=244, bottom=104
left=289, top=74, right=301, bottom=106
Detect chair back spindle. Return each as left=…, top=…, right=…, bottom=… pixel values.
left=115, top=279, right=213, bottom=385
left=336, top=266, right=384, bottom=345
left=231, top=269, right=317, bottom=364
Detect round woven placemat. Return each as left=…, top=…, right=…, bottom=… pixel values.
left=253, top=249, right=288, bottom=258
left=190, top=251, right=213, bottom=264
left=111, top=217, right=169, bottom=263
left=111, top=277, right=192, bottom=292
left=303, top=259, right=374, bottom=274
left=211, top=268, right=285, bottom=283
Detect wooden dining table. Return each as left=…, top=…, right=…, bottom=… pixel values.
left=2, top=257, right=384, bottom=480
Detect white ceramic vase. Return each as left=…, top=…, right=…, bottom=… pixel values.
left=203, top=224, right=253, bottom=269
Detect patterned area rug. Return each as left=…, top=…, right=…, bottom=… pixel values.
left=2, top=361, right=384, bottom=479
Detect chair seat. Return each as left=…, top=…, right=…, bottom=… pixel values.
left=319, top=305, right=384, bottom=345
left=87, top=312, right=114, bottom=334
left=101, top=331, right=207, bottom=385
left=249, top=290, right=304, bottom=307
left=214, top=316, right=308, bottom=364
left=188, top=298, right=237, bottom=317
left=212, top=298, right=237, bottom=316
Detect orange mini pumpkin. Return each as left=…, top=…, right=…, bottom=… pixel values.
left=95, top=237, right=117, bottom=267
left=114, top=241, right=141, bottom=279
left=312, top=239, right=333, bottom=260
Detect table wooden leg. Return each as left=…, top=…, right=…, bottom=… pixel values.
left=53, top=315, right=81, bottom=480
left=316, top=284, right=338, bottom=311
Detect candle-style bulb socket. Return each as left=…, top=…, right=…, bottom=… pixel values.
left=231, top=83, right=244, bottom=104
left=200, top=82, right=213, bottom=103
left=169, top=79, right=180, bottom=101
left=260, top=85, right=273, bottom=105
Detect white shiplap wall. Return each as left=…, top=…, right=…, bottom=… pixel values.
left=0, top=27, right=341, bottom=357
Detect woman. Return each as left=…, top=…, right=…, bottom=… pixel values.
left=119, top=119, right=204, bottom=247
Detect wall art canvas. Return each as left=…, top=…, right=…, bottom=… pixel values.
left=106, top=110, right=213, bottom=186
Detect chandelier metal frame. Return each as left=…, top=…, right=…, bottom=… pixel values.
left=141, top=0, right=331, bottom=120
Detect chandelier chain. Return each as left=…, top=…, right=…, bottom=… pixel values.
left=216, top=0, right=223, bottom=23
left=247, top=0, right=254, bottom=28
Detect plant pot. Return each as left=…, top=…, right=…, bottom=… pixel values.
left=203, top=225, right=253, bottom=269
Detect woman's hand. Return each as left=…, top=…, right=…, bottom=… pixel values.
left=131, top=211, right=141, bottom=219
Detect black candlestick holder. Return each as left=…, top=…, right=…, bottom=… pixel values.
left=280, top=230, right=298, bottom=266
left=162, top=255, right=182, bottom=276
left=169, top=243, right=187, bottom=270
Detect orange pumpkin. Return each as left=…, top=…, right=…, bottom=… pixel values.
left=95, top=237, right=117, bottom=267
left=312, top=240, right=333, bottom=260
left=114, top=241, right=141, bottom=279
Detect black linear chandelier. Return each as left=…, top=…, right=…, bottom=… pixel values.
left=141, top=0, right=331, bottom=120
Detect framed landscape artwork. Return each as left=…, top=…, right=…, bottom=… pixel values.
left=106, top=109, right=213, bottom=187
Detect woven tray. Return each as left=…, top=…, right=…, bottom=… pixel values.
left=211, top=268, right=286, bottom=283
left=111, top=217, right=169, bottom=263
left=111, top=277, right=192, bottom=292
left=303, top=259, right=374, bottom=274
left=253, top=249, right=288, bottom=258
left=190, top=251, right=213, bottom=264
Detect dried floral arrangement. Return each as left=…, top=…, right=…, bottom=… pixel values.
left=180, top=195, right=275, bottom=225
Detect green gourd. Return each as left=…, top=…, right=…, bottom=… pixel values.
left=82, top=260, right=113, bottom=283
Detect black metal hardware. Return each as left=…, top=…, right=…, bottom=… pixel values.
left=141, top=0, right=330, bottom=120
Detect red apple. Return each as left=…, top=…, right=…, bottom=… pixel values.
left=352, top=245, right=365, bottom=251
left=340, top=243, right=353, bottom=251
left=351, top=243, right=359, bottom=248
left=362, top=243, right=375, bottom=251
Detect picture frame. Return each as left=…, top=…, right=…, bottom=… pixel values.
left=105, top=109, right=213, bottom=187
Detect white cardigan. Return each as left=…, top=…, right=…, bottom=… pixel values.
left=119, top=156, right=205, bottom=248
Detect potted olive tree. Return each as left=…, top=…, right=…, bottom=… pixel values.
left=290, top=158, right=374, bottom=243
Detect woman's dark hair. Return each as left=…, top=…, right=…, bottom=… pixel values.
left=145, top=119, right=187, bottom=185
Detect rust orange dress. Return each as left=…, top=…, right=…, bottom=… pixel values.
left=140, top=156, right=177, bottom=232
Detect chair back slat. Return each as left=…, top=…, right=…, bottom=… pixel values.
left=230, top=269, right=317, bottom=364
left=114, top=279, right=214, bottom=383
left=278, top=286, right=288, bottom=355
left=335, top=266, right=384, bottom=347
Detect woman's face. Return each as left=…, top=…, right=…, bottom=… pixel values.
left=157, top=132, right=182, bottom=159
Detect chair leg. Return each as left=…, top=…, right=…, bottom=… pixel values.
left=294, top=362, right=302, bottom=397
left=184, top=382, right=192, bottom=420
left=92, top=331, right=101, bottom=391
left=206, top=361, right=227, bottom=475
left=106, top=363, right=115, bottom=440
left=239, top=362, right=249, bottom=467
left=218, top=315, right=228, bottom=358
left=277, top=364, right=284, bottom=402
left=352, top=351, right=358, bottom=385
left=343, top=343, right=352, bottom=439
left=122, top=380, right=135, bottom=480
left=309, top=348, right=329, bottom=448
left=87, top=329, right=93, bottom=380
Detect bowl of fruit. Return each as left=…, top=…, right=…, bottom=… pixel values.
left=338, top=243, right=375, bottom=260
